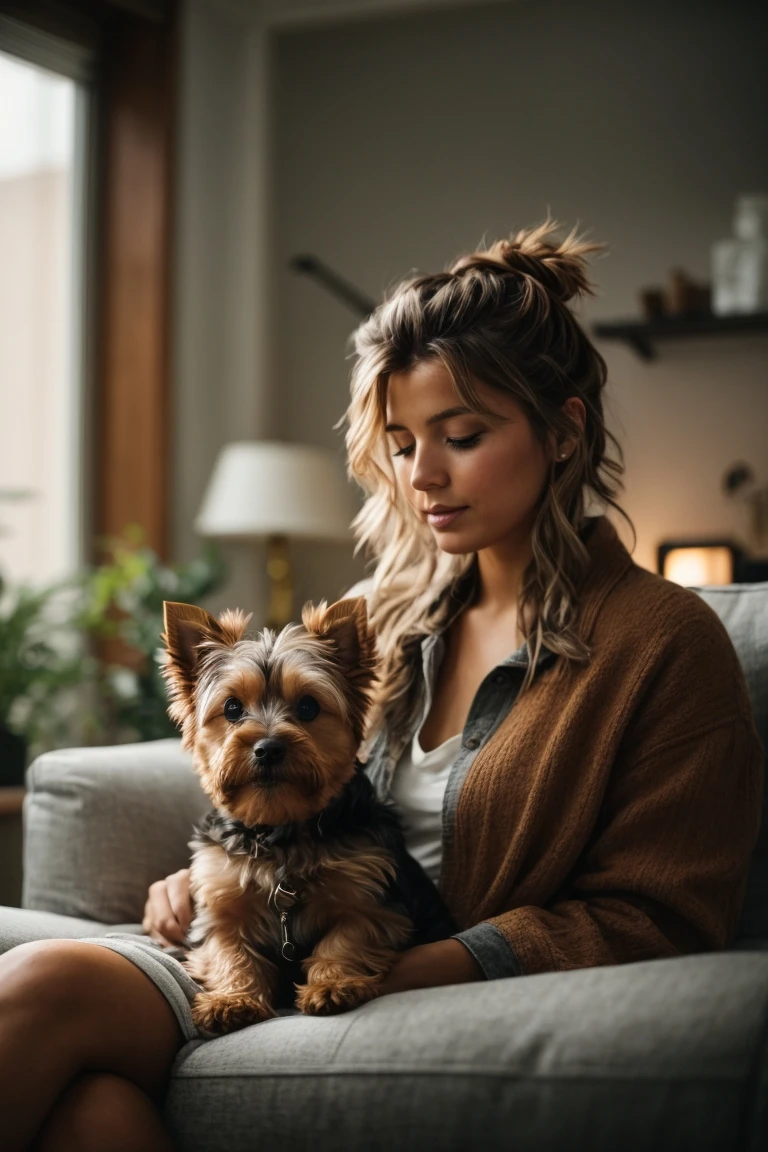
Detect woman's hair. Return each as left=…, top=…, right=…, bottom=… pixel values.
left=338, top=216, right=635, bottom=749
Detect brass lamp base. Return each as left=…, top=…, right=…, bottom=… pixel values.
left=265, top=534, right=294, bottom=630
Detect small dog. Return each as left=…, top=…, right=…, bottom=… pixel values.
left=161, top=595, right=456, bottom=1036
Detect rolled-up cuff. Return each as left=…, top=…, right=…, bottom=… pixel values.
left=450, top=922, right=524, bottom=980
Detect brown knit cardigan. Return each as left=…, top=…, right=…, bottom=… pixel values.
left=428, top=515, right=765, bottom=974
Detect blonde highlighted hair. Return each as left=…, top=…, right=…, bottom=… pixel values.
left=337, top=216, right=635, bottom=750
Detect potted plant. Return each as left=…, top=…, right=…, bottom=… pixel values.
left=75, top=526, right=228, bottom=745
left=0, top=529, right=228, bottom=784
left=0, top=573, right=89, bottom=785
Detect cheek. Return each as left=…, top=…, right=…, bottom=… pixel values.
left=469, top=438, right=546, bottom=499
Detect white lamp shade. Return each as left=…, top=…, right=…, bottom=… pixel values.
left=195, top=441, right=360, bottom=542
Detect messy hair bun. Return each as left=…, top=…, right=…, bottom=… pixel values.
left=450, top=217, right=605, bottom=306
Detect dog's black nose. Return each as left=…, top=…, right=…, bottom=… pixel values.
left=253, top=739, right=285, bottom=768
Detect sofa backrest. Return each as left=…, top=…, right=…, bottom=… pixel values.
left=691, top=582, right=768, bottom=947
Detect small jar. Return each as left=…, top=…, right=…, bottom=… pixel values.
left=711, top=193, right=768, bottom=315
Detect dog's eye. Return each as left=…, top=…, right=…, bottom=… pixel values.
left=296, top=695, right=320, bottom=722
left=224, top=698, right=244, bottom=722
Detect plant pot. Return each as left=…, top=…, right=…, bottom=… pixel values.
left=0, top=725, right=28, bottom=787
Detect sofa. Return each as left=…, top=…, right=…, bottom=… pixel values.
left=1, top=581, right=768, bottom=1152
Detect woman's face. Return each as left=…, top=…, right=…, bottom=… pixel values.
left=385, top=359, right=564, bottom=556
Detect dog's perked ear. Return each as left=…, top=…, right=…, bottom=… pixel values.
left=162, top=602, right=222, bottom=679
left=161, top=601, right=252, bottom=738
left=301, top=596, right=375, bottom=672
left=300, top=597, right=378, bottom=744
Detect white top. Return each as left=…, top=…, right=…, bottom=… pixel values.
left=343, top=577, right=462, bottom=885
left=389, top=725, right=462, bottom=885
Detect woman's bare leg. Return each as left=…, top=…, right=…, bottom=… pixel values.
left=0, top=939, right=186, bottom=1152
left=30, top=1072, right=176, bottom=1152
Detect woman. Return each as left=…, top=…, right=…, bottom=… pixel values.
left=0, top=218, right=762, bottom=1151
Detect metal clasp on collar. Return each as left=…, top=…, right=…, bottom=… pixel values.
left=269, top=881, right=299, bottom=960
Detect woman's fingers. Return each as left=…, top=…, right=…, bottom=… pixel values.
left=166, top=868, right=193, bottom=936
left=141, top=873, right=188, bottom=945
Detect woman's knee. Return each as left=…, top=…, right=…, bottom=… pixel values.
left=0, top=940, right=95, bottom=1019
left=0, top=940, right=185, bottom=1097
left=31, top=1071, right=177, bottom=1152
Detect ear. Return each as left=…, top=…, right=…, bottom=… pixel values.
left=161, top=601, right=247, bottom=742
left=162, top=601, right=224, bottom=684
left=301, top=596, right=374, bottom=672
left=301, top=596, right=378, bottom=745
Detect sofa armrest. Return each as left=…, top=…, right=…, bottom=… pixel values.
left=22, top=738, right=211, bottom=924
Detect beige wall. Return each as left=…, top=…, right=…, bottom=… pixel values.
left=268, top=0, right=768, bottom=586
left=173, top=0, right=768, bottom=621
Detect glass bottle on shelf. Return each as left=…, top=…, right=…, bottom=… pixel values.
left=711, top=193, right=768, bottom=315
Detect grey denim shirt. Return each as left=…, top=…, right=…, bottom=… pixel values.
left=363, top=627, right=559, bottom=982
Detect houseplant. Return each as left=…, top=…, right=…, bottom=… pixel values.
left=0, top=529, right=228, bottom=783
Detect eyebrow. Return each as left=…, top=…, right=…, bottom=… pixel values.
left=384, top=406, right=473, bottom=433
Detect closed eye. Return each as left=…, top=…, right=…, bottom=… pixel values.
left=392, top=434, right=483, bottom=458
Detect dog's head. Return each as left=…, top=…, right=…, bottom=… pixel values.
left=161, top=598, right=378, bottom=827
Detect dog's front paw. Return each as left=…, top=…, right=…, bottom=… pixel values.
left=295, top=974, right=383, bottom=1016
left=191, top=990, right=276, bottom=1036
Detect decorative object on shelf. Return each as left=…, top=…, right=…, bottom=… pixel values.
left=712, top=194, right=768, bottom=316
left=722, top=461, right=768, bottom=557
left=638, top=268, right=710, bottom=322
left=196, top=441, right=360, bottom=630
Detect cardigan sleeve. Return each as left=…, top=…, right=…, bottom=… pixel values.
left=451, top=711, right=764, bottom=979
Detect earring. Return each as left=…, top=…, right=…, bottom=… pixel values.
left=558, top=451, right=568, bottom=460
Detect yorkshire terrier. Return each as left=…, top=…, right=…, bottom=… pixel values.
left=161, top=595, right=457, bottom=1037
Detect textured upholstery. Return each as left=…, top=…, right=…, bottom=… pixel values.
left=3, top=581, right=768, bottom=1150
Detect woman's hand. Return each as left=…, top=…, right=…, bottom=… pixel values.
left=377, top=938, right=484, bottom=997
left=142, top=867, right=193, bottom=946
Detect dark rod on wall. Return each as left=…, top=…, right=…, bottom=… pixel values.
left=290, top=255, right=376, bottom=318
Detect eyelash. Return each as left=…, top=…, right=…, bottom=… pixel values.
left=391, top=434, right=482, bottom=458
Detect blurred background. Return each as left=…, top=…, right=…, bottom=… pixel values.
left=1, top=0, right=767, bottom=897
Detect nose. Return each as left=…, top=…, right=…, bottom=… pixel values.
left=253, top=739, right=285, bottom=768
left=409, top=443, right=449, bottom=493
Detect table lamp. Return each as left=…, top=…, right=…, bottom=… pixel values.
left=195, top=441, right=360, bottom=628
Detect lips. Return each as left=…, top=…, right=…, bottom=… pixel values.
left=426, top=506, right=468, bottom=528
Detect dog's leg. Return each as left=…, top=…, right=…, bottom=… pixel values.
left=183, top=923, right=280, bottom=1035
left=295, top=907, right=412, bottom=1016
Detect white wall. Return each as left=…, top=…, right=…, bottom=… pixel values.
left=269, top=0, right=768, bottom=582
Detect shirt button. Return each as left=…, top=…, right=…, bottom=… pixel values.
left=492, top=672, right=506, bottom=684
left=464, top=737, right=480, bottom=750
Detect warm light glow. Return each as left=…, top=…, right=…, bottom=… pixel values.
left=663, top=547, right=734, bottom=586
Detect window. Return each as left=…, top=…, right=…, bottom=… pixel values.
left=0, top=22, right=93, bottom=587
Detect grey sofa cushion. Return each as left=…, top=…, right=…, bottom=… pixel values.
left=1, top=905, right=767, bottom=1152
left=163, top=950, right=768, bottom=1152
left=692, top=583, right=768, bottom=944
left=0, top=905, right=144, bottom=953
left=22, top=739, right=210, bottom=924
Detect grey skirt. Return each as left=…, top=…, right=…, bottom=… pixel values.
left=77, top=933, right=300, bottom=1043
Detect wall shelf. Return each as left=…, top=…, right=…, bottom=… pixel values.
left=592, top=312, right=768, bottom=361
